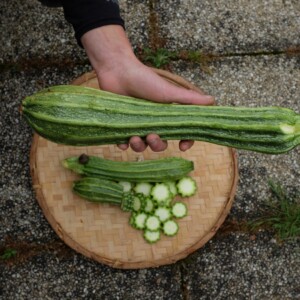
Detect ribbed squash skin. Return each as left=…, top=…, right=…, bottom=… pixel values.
left=22, top=85, right=300, bottom=154
left=63, top=155, right=194, bottom=182
left=72, top=177, right=135, bottom=211
left=73, top=177, right=123, bottom=204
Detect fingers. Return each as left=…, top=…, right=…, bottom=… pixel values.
left=117, top=134, right=168, bottom=152
left=146, top=134, right=168, bottom=152
left=129, top=136, right=148, bottom=152
left=156, top=81, right=215, bottom=105
left=123, top=65, right=215, bottom=106
left=169, top=89, right=215, bottom=106
left=117, top=135, right=195, bottom=152
left=117, top=143, right=129, bottom=151
left=179, top=140, right=194, bottom=151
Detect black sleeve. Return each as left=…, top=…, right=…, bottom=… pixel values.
left=59, top=0, right=125, bottom=47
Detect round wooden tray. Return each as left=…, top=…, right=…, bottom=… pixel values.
left=30, top=69, right=239, bottom=269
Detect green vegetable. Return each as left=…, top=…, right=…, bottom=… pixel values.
left=65, top=155, right=196, bottom=243
left=134, top=182, right=153, bottom=196
left=144, top=230, right=160, bottom=243
left=22, top=85, right=300, bottom=154
left=177, top=176, right=197, bottom=197
left=163, top=220, right=179, bottom=236
left=172, top=202, right=188, bottom=218
left=63, top=154, right=194, bottom=183
left=132, top=194, right=144, bottom=212
left=145, top=215, right=161, bottom=231
left=144, top=197, right=155, bottom=214
left=151, top=183, right=172, bottom=206
left=118, top=181, right=133, bottom=192
left=72, top=177, right=133, bottom=212
left=165, top=181, right=178, bottom=198
left=132, top=212, right=148, bottom=230
left=154, top=207, right=172, bottom=222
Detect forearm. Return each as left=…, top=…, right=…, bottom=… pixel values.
left=60, top=0, right=124, bottom=46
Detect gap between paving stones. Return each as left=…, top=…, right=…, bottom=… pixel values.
left=1, top=49, right=299, bottom=74
left=0, top=238, right=74, bottom=266
left=0, top=217, right=277, bottom=267
left=1, top=0, right=299, bottom=74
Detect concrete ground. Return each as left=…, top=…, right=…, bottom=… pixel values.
left=1, top=0, right=299, bottom=299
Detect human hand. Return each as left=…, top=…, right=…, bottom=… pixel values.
left=81, top=25, right=214, bottom=152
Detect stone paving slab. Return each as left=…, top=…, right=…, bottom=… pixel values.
left=1, top=54, right=299, bottom=299
left=1, top=251, right=183, bottom=299
left=0, top=1, right=82, bottom=63
left=157, top=0, right=300, bottom=53
left=181, top=233, right=300, bottom=299
left=0, top=0, right=150, bottom=64
left=2, top=0, right=300, bottom=65
left=120, top=0, right=151, bottom=47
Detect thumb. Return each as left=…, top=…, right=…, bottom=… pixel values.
left=125, top=66, right=215, bottom=105
left=161, top=85, right=215, bottom=105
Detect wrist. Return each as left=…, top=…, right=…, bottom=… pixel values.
left=81, top=25, right=137, bottom=73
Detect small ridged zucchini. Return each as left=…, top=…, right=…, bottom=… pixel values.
left=21, top=85, right=300, bottom=154
left=72, top=177, right=134, bottom=212
left=63, top=154, right=194, bottom=182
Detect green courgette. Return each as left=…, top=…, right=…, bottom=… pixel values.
left=22, top=85, right=300, bottom=153
left=63, top=154, right=194, bottom=182
left=72, top=177, right=134, bottom=212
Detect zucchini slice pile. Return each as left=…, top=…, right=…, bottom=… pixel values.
left=64, top=154, right=197, bottom=244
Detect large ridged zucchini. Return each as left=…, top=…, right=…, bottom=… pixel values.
left=21, top=85, right=300, bottom=154
left=63, top=154, right=194, bottom=182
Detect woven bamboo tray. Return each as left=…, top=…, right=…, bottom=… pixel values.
left=30, top=69, right=239, bottom=269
